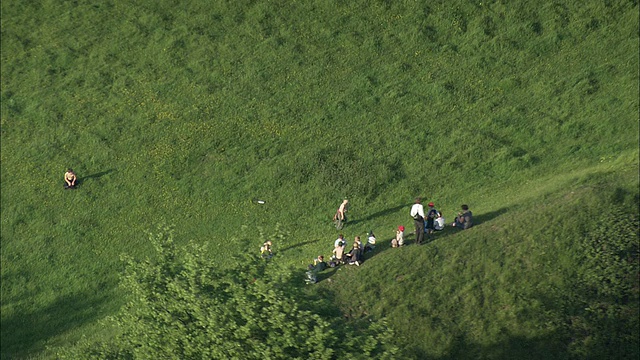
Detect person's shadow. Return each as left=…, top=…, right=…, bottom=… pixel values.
left=77, top=169, right=115, bottom=186
left=349, top=202, right=413, bottom=226
left=280, top=239, right=319, bottom=252
left=473, top=207, right=509, bottom=225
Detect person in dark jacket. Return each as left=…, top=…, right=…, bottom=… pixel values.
left=452, top=204, right=473, bottom=229
left=425, top=202, right=437, bottom=235
left=345, top=242, right=362, bottom=266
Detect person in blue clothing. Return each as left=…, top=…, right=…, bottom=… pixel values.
left=425, top=202, right=437, bottom=236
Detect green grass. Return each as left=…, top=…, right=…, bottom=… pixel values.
left=1, top=0, right=638, bottom=358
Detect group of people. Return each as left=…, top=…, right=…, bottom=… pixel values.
left=328, top=232, right=376, bottom=267
left=304, top=232, right=377, bottom=283
left=260, top=197, right=473, bottom=284
left=301, top=198, right=473, bottom=283
left=410, top=197, right=473, bottom=245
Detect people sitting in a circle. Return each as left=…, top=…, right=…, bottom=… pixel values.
left=64, top=168, right=77, bottom=189
left=452, top=204, right=473, bottom=229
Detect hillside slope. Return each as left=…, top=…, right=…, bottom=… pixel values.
left=1, top=0, right=638, bottom=358
left=321, top=157, right=638, bottom=359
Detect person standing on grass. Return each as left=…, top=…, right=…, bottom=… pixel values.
left=410, top=197, right=425, bottom=245
left=452, top=204, right=473, bottom=229
left=333, top=199, right=349, bottom=223
left=64, top=168, right=77, bottom=189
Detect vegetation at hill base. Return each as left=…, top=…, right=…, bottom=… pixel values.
left=1, top=0, right=638, bottom=359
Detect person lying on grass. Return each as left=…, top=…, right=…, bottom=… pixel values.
left=64, top=168, right=77, bottom=189
left=309, top=255, right=327, bottom=271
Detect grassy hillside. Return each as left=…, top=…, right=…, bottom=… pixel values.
left=1, top=0, right=638, bottom=358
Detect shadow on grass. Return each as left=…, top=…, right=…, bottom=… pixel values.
left=348, top=202, right=413, bottom=226
left=473, top=207, right=510, bottom=226
left=0, top=291, right=110, bottom=359
left=279, top=239, right=319, bottom=252
left=293, top=261, right=577, bottom=360
left=359, top=207, right=511, bottom=261
left=432, top=330, right=570, bottom=360
left=79, top=168, right=115, bottom=183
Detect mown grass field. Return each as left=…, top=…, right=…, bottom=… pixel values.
left=1, top=0, right=638, bottom=359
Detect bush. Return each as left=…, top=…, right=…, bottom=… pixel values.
left=59, top=225, right=398, bottom=359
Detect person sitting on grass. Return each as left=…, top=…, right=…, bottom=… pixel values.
left=452, top=204, right=473, bottom=229
left=354, top=235, right=364, bottom=252
left=332, top=242, right=345, bottom=265
left=364, top=231, right=376, bottom=253
left=392, top=225, right=405, bottom=248
left=260, top=240, right=273, bottom=258
left=434, top=212, right=445, bottom=231
left=345, top=242, right=362, bottom=266
left=64, top=168, right=77, bottom=189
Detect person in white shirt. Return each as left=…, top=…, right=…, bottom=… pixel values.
left=434, top=212, right=445, bottom=231
left=410, top=197, right=425, bottom=245
left=393, top=225, right=405, bottom=247
left=364, top=231, right=376, bottom=253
